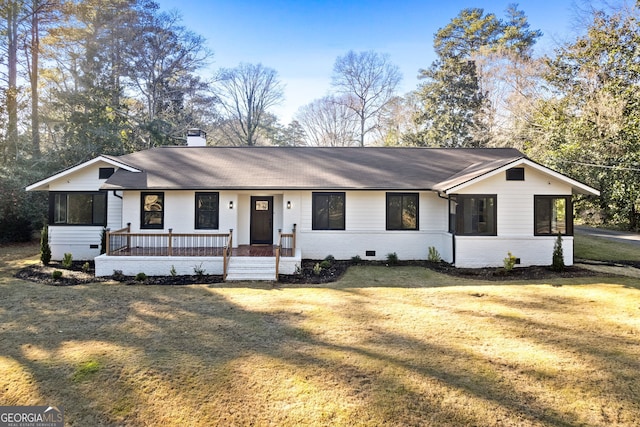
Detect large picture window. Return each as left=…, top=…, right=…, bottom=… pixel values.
left=195, top=192, right=219, bottom=229
left=386, top=193, right=418, bottom=230
left=141, top=192, right=164, bottom=229
left=535, top=196, right=572, bottom=235
left=449, top=194, right=497, bottom=236
left=49, top=192, right=106, bottom=226
left=312, top=192, right=345, bottom=230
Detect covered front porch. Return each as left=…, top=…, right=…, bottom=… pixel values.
left=96, top=226, right=300, bottom=280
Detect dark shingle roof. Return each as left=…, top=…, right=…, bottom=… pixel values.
left=101, top=146, right=525, bottom=191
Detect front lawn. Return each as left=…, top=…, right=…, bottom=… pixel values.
left=1, top=243, right=639, bottom=425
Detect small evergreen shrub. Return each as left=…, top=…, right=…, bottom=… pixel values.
left=112, top=270, right=125, bottom=281
left=193, top=263, right=206, bottom=277
left=100, top=228, right=107, bottom=254
left=503, top=251, right=517, bottom=272
left=313, top=262, right=322, bottom=276
left=40, top=225, right=51, bottom=266
left=62, top=253, right=73, bottom=269
left=170, top=265, right=177, bottom=277
left=52, top=270, right=63, bottom=280
left=552, top=234, right=565, bottom=272
left=428, top=246, right=442, bottom=263
left=351, top=255, right=362, bottom=264
left=386, top=252, right=399, bottom=265
left=82, top=262, right=90, bottom=273
left=324, top=255, right=335, bottom=262
left=319, top=260, right=332, bottom=269
left=135, top=272, right=147, bottom=282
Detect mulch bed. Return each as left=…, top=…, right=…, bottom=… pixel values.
left=16, top=258, right=601, bottom=286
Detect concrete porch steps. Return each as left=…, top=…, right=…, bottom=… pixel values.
left=225, top=256, right=277, bottom=281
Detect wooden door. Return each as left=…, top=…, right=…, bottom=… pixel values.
left=250, top=196, right=273, bottom=244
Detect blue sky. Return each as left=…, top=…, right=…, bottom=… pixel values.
left=156, top=0, right=583, bottom=122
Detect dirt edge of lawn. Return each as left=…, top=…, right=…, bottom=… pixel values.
left=14, top=258, right=604, bottom=286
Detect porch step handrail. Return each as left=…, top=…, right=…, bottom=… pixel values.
left=275, top=225, right=296, bottom=281
left=223, top=229, right=233, bottom=281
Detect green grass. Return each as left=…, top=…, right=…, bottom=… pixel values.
left=2, top=242, right=640, bottom=426
left=574, top=232, right=640, bottom=261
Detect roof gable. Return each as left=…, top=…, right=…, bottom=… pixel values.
left=26, top=156, right=140, bottom=192
left=442, top=158, right=600, bottom=196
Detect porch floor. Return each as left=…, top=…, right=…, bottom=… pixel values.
left=233, top=245, right=292, bottom=257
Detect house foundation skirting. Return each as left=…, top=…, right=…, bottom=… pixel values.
left=94, top=251, right=302, bottom=278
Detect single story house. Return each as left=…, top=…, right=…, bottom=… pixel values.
left=27, top=132, right=600, bottom=280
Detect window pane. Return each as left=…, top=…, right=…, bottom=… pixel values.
left=387, top=193, right=418, bottom=230
left=92, top=193, right=106, bottom=225
left=402, top=195, right=418, bottom=229
left=196, top=193, right=219, bottom=229
left=54, top=194, right=67, bottom=224
left=142, top=193, right=163, bottom=228
left=67, top=194, right=93, bottom=224
left=313, top=194, right=329, bottom=229
left=387, top=195, right=402, bottom=229
left=313, top=193, right=344, bottom=230
left=553, top=198, right=567, bottom=234
left=328, top=194, right=345, bottom=229
left=455, top=195, right=496, bottom=236
left=535, top=196, right=569, bottom=235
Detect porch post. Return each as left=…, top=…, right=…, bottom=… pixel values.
left=126, top=223, right=131, bottom=250
left=105, top=228, right=110, bottom=255
left=292, top=223, right=297, bottom=251
left=168, top=228, right=173, bottom=256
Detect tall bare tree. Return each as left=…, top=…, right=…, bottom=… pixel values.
left=2, top=0, right=21, bottom=162
left=295, top=95, right=358, bottom=146
left=215, top=63, right=284, bottom=146
left=331, top=50, right=401, bottom=147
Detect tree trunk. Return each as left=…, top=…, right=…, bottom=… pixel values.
left=30, top=0, right=40, bottom=158
left=6, top=0, right=19, bottom=161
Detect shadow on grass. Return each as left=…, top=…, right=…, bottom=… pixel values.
left=2, top=276, right=640, bottom=425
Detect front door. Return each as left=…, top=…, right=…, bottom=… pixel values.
left=250, top=196, right=273, bottom=244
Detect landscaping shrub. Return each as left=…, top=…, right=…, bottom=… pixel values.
left=386, top=252, right=399, bottom=265
left=62, top=253, right=73, bottom=269
left=52, top=270, right=63, bottom=280
left=552, top=234, right=565, bottom=272
left=503, top=252, right=517, bottom=272
left=319, top=260, right=332, bottom=269
left=313, top=262, right=322, bottom=276
left=40, top=226, right=51, bottom=266
left=135, top=272, right=147, bottom=282
left=428, top=246, right=442, bottom=263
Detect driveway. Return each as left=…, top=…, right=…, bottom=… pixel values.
left=575, top=226, right=640, bottom=247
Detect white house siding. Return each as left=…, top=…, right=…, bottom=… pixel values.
left=292, top=191, right=453, bottom=262
left=452, top=165, right=574, bottom=268
left=49, top=226, right=104, bottom=260
left=47, top=161, right=122, bottom=260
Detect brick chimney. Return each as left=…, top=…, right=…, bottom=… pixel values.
left=186, top=128, right=206, bottom=147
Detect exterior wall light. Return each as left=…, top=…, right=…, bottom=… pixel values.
left=287, top=201, right=291, bottom=209
left=228, top=201, right=234, bottom=209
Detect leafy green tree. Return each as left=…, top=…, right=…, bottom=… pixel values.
left=537, top=8, right=640, bottom=230
left=413, top=6, right=541, bottom=148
